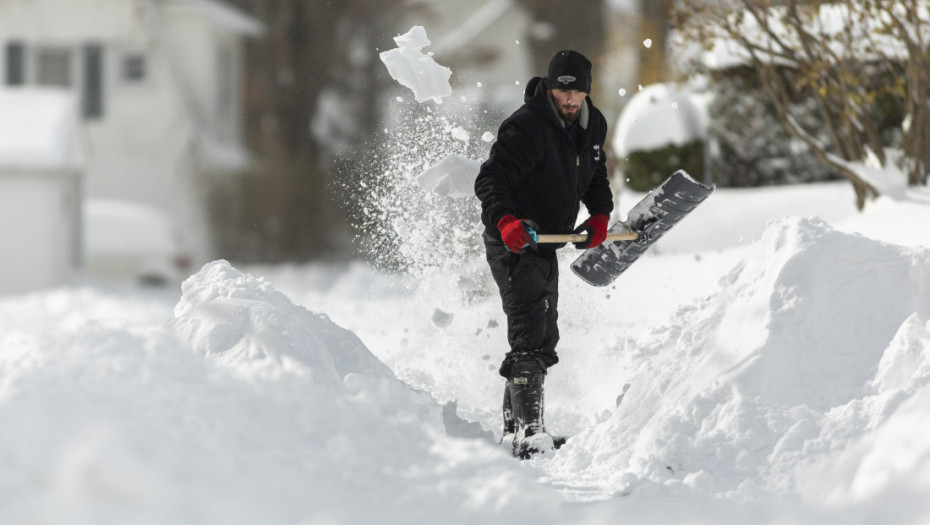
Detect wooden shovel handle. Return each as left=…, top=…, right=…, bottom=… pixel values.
left=536, top=231, right=638, bottom=244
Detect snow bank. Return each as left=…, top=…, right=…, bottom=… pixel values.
left=0, top=261, right=560, bottom=524
left=5, top=189, right=930, bottom=523
left=547, top=217, right=930, bottom=517
left=801, top=312, right=930, bottom=508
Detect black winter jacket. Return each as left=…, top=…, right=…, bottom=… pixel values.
left=475, top=77, right=614, bottom=249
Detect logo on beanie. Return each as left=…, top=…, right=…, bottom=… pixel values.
left=557, top=75, right=577, bottom=85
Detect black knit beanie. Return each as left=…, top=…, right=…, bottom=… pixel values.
left=544, top=50, right=592, bottom=93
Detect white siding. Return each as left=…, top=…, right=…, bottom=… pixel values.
left=0, top=0, right=257, bottom=268
left=0, top=172, right=80, bottom=294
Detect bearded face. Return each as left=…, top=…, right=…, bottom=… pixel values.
left=548, top=89, right=586, bottom=125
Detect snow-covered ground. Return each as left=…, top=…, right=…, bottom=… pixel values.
left=4, top=23, right=929, bottom=520
left=2, top=178, right=929, bottom=524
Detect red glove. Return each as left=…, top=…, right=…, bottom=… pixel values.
left=497, top=215, right=538, bottom=253
left=573, top=214, right=609, bottom=249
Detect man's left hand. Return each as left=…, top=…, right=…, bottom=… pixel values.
left=573, top=214, right=609, bottom=249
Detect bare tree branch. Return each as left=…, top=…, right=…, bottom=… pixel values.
left=673, top=0, right=930, bottom=210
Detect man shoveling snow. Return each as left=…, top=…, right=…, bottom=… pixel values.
left=474, top=50, right=714, bottom=459
left=378, top=29, right=713, bottom=460
left=474, top=50, right=614, bottom=459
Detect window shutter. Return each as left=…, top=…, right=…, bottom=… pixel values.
left=5, top=41, right=25, bottom=86
left=82, top=44, right=104, bottom=119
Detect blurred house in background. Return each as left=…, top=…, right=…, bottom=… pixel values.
left=0, top=90, right=83, bottom=294
left=0, top=0, right=261, bottom=281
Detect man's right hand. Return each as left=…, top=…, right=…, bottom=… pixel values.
left=497, top=215, right=539, bottom=253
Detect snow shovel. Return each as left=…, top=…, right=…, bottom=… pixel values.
left=538, top=170, right=715, bottom=287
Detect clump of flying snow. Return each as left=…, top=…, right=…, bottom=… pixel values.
left=379, top=26, right=452, bottom=104
left=338, top=103, right=488, bottom=278
left=451, top=126, right=470, bottom=142
left=415, top=154, right=481, bottom=198
left=364, top=26, right=518, bottom=284
left=345, top=26, right=498, bottom=283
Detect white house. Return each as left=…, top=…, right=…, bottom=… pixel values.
left=0, top=0, right=261, bottom=267
left=0, top=89, right=83, bottom=294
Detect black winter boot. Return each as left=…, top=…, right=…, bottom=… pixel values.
left=508, top=356, right=554, bottom=459
left=500, top=381, right=515, bottom=446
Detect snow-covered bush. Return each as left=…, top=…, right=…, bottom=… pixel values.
left=612, top=82, right=708, bottom=191
left=708, top=69, right=837, bottom=187
left=624, top=140, right=705, bottom=192
left=673, top=0, right=929, bottom=208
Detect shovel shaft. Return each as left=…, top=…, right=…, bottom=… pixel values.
left=536, top=231, right=638, bottom=244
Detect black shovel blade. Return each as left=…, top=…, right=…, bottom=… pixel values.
left=570, top=170, right=715, bottom=287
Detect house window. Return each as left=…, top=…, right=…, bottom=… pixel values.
left=121, top=52, right=147, bottom=83
left=4, top=42, right=106, bottom=120
left=4, top=42, right=25, bottom=85
left=36, top=47, right=72, bottom=87
left=82, top=44, right=104, bottom=119
left=216, top=45, right=234, bottom=117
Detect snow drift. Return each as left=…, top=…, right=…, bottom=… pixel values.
left=546, top=217, right=930, bottom=520
left=3, top=211, right=930, bottom=524
left=0, top=261, right=558, bottom=524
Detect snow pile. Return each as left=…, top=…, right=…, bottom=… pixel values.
left=804, top=313, right=930, bottom=509
left=380, top=26, right=452, bottom=104
left=546, top=217, right=930, bottom=518
left=0, top=261, right=562, bottom=524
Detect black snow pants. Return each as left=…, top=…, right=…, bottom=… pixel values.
left=483, top=233, right=560, bottom=378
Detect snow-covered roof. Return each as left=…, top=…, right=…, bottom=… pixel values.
left=612, top=83, right=708, bottom=157
left=0, top=88, right=82, bottom=171
left=163, top=0, right=263, bottom=36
